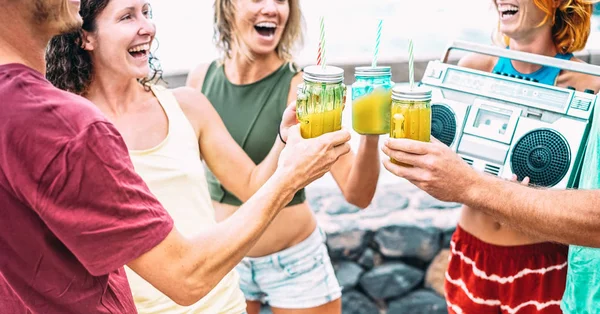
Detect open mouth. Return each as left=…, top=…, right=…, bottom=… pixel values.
left=498, top=4, right=519, bottom=19
left=254, top=22, right=277, bottom=38
left=128, top=43, right=150, bottom=59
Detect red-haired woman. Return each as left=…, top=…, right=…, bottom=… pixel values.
left=444, top=1, right=600, bottom=313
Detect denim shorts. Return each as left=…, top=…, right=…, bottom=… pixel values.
left=236, top=226, right=342, bottom=309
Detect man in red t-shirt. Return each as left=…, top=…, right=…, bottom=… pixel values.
left=0, top=1, right=351, bottom=313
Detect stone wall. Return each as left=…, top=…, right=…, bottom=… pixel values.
left=259, top=172, right=461, bottom=314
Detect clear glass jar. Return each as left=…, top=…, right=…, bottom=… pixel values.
left=390, top=86, right=432, bottom=164
left=296, top=66, right=346, bottom=139
left=351, top=66, right=394, bottom=135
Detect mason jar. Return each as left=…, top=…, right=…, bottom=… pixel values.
left=351, top=66, right=394, bottom=135
left=390, top=86, right=432, bottom=164
left=296, top=65, right=346, bottom=139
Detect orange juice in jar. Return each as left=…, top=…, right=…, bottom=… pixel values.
left=390, top=86, right=432, bottom=165
left=296, top=66, right=346, bottom=138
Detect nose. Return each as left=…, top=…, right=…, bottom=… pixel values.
left=138, top=17, right=156, bottom=38
left=260, top=0, right=278, bottom=16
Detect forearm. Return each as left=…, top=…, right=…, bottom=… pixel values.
left=242, top=137, right=286, bottom=201
left=180, top=171, right=296, bottom=299
left=342, top=135, right=380, bottom=208
left=464, top=174, right=600, bottom=247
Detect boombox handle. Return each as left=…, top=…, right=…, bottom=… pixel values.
left=442, top=40, right=600, bottom=77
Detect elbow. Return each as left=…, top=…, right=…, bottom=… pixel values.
left=167, top=266, right=217, bottom=306
left=344, top=193, right=373, bottom=209
left=170, top=277, right=212, bottom=306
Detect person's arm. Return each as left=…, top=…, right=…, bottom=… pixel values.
left=328, top=135, right=380, bottom=208
left=174, top=87, right=295, bottom=202
left=26, top=119, right=350, bottom=306
left=381, top=137, right=600, bottom=247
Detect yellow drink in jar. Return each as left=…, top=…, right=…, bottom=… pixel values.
left=300, top=106, right=343, bottom=138
left=352, top=88, right=391, bottom=135
left=389, top=86, right=432, bottom=165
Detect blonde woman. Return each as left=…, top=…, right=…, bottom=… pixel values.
left=187, top=0, right=381, bottom=313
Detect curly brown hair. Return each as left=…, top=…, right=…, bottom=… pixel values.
left=45, top=0, right=163, bottom=95
left=213, top=0, right=305, bottom=62
left=493, top=0, right=598, bottom=53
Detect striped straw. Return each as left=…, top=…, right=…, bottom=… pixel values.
left=319, top=16, right=326, bottom=69
left=372, top=19, right=382, bottom=68
left=408, top=38, right=414, bottom=89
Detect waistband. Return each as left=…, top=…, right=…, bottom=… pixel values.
left=453, top=225, right=568, bottom=256
left=243, top=226, right=325, bottom=268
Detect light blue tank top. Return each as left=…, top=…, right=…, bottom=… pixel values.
left=491, top=52, right=573, bottom=86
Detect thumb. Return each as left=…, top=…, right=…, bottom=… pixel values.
left=286, top=123, right=302, bottom=142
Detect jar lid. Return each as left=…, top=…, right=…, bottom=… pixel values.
left=355, top=66, right=391, bottom=77
left=303, top=65, right=344, bottom=83
left=392, top=85, right=432, bottom=101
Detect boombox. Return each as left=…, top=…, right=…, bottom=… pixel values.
left=420, top=41, right=600, bottom=188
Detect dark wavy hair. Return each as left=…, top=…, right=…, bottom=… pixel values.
left=46, top=0, right=163, bottom=95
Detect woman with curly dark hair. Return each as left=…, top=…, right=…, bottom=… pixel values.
left=45, top=0, right=353, bottom=313
left=442, top=1, right=600, bottom=313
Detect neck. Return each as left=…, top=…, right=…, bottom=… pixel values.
left=508, top=26, right=558, bottom=74
left=224, top=50, right=285, bottom=85
left=0, top=11, right=51, bottom=74
left=85, top=71, right=148, bottom=118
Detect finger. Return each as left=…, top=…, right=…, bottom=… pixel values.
left=333, top=142, right=351, bottom=158
left=382, top=159, right=423, bottom=182
left=317, top=129, right=351, bottom=147
left=522, top=176, right=530, bottom=185
left=381, top=145, right=422, bottom=168
left=384, top=138, right=430, bottom=155
left=430, top=136, right=443, bottom=145
left=510, top=174, right=518, bottom=182
left=286, top=124, right=302, bottom=142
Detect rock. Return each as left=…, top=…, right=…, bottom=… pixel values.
left=359, top=262, right=424, bottom=301
left=442, top=227, right=456, bottom=248
left=341, top=290, right=380, bottom=314
left=326, top=229, right=371, bottom=261
left=334, top=261, right=364, bottom=291
left=418, top=194, right=461, bottom=210
left=373, top=191, right=410, bottom=212
left=425, top=249, right=450, bottom=297
left=387, top=290, right=448, bottom=314
left=373, top=225, right=442, bottom=263
left=357, top=248, right=384, bottom=270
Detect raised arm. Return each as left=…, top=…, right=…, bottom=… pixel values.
left=382, top=138, right=600, bottom=247
left=174, top=87, right=296, bottom=202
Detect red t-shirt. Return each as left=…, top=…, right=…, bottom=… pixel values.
left=0, top=63, right=175, bottom=313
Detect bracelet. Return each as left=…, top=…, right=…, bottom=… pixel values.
left=278, top=125, right=287, bottom=145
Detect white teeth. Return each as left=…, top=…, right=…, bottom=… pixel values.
left=498, top=4, right=518, bottom=13
left=128, top=43, right=150, bottom=53
left=255, top=22, right=277, bottom=29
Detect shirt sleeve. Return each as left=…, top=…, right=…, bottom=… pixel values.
left=32, top=121, right=174, bottom=276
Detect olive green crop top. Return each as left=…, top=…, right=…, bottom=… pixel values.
left=202, top=61, right=306, bottom=206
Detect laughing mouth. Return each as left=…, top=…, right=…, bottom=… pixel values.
left=128, top=43, right=150, bottom=59
left=498, top=4, right=519, bottom=18
left=254, top=22, right=277, bottom=37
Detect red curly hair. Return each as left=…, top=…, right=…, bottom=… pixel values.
left=495, top=0, right=597, bottom=53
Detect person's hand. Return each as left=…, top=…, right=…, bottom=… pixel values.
left=278, top=101, right=298, bottom=143
left=381, top=137, right=480, bottom=203
left=277, top=125, right=351, bottom=191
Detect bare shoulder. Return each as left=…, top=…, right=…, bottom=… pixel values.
left=558, top=57, right=600, bottom=94
left=457, top=52, right=497, bottom=72
left=186, top=62, right=213, bottom=90
left=287, top=70, right=304, bottom=105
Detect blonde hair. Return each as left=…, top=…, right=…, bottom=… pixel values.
left=493, top=0, right=597, bottom=53
left=213, top=0, right=305, bottom=62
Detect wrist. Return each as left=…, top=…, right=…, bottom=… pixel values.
left=278, top=124, right=287, bottom=144
left=459, top=170, right=489, bottom=206
left=269, top=169, right=299, bottom=203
